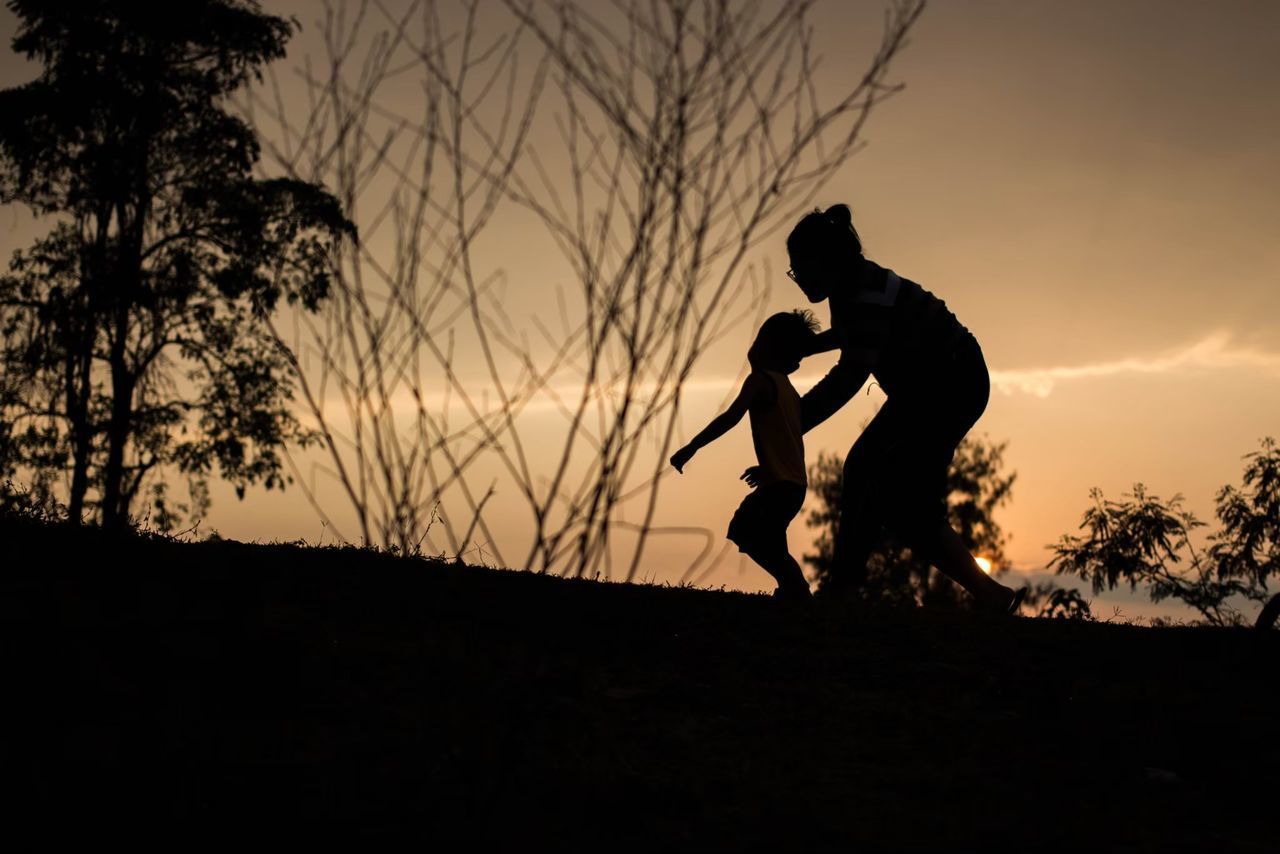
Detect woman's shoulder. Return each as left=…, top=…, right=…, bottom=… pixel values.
left=856, top=263, right=902, bottom=306
left=857, top=261, right=940, bottom=308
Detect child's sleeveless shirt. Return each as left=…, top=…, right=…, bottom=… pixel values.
left=749, top=371, right=807, bottom=487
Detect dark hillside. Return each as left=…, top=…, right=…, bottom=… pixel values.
left=2, top=515, right=1276, bottom=849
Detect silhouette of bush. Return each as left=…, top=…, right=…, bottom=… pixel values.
left=1030, top=585, right=1094, bottom=621
left=1050, top=437, right=1280, bottom=629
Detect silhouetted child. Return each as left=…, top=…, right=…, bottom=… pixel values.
left=670, top=310, right=819, bottom=601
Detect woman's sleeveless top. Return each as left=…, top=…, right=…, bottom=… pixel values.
left=828, top=261, right=973, bottom=396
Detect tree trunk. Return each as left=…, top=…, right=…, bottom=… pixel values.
left=100, top=301, right=133, bottom=532
left=69, top=209, right=112, bottom=525
left=64, top=373, right=89, bottom=525
left=65, top=323, right=95, bottom=525
left=101, top=191, right=149, bottom=533
left=100, top=428, right=128, bottom=529
left=59, top=291, right=95, bottom=525
left=67, top=428, right=90, bottom=524
left=1256, top=593, right=1280, bottom=632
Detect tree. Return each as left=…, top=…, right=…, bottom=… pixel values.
left=246, top=0, right=927, bottom=577
left=803, top=433, right=1016, bottom=608
left=1049, top=437, right=1280, bottom=629
left=0, top=0, right=353, bottom=530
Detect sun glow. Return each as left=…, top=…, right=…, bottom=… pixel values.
left=975, top=556, right=993, bottom=575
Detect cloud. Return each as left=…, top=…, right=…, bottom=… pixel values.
left=310, top=332, right=1280, bottom=426
left=988, top=332, right=1280, bottom=398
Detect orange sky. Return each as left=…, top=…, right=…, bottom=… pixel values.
left=3, top=1, right=1278, bottom=619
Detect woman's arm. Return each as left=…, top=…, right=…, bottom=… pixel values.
left=799, top=351, right=873, bottom=433
left=801, top=278, right=892, bottom=430
left=670, top=374, right=767, bottom=472
left=806, top=328, right=841, bottom=356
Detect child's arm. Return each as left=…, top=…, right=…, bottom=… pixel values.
left=670, top=374, right=767, bottom=473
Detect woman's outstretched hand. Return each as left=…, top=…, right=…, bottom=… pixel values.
left=670, top=445, right=695, bottom=473
left=807, top=327, right=841, bottom=356
left=740, top=465, right=763, bottom=488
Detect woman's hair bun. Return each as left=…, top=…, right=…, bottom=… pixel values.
left=824, top=204, right=852, bottom=228
left=786, top=202, right=863, bottom=262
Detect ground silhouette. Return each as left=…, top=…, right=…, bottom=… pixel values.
left=3, top=513, right=1276, bottom=848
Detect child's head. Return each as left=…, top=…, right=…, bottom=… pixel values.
left=748, top=309, right=820, bottom=373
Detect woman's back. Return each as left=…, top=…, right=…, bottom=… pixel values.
left=827, top=260, right=973, bottom=396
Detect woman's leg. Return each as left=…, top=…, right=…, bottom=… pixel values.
left=828, top=401, right=900, bottom=594
left=915, top=519, right=1014, bottom=608
left=906, top=337, right=1016, bottom=609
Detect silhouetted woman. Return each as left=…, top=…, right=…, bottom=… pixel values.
left=788, top=204, right=1022, bottom=613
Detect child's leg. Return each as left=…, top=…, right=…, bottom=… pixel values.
left=728, top=483, right=810, bottom=597
left=743, top=527, right=810, bottom=597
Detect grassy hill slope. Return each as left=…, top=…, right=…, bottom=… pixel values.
left=3, top=515, right=1276, bottom=849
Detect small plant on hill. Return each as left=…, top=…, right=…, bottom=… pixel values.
left=1, top=478, right=66, bottom=525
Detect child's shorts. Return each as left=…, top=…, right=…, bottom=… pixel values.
left=726, top=480, right=806, bottom=552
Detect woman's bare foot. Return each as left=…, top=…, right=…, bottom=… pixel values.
left=979, top=584, right=1026, bottom=616
left=992, top=585, right=1026, bottom=616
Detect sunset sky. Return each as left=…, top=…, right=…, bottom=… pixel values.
left=3, top=1, right=1278, bottom=619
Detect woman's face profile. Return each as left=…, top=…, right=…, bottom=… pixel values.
left=788, top=257, right=832, bottom=303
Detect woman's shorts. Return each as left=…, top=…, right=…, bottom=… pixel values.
left=726, top=480, right=806, bottom=552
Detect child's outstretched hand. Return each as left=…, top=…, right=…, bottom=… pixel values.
left=741, top=465, right=763, bottom=487
left=670, top=445, right=695, bottom=473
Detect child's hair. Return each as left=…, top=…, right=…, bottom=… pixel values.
left=750, top=309, right=820, bottom=365
left=786, top=203, right=863, bottom=264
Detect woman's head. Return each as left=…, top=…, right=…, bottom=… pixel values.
left=786, top=203, right=863, bottom=302
left=748, top=309, right=821, bottom=373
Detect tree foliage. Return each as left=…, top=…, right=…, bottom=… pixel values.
left=803, top=433, right=1017, bottom=609
left=0, top=0, right=354, bottom=529
left=1049, top=437, right=1280, bottom=628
